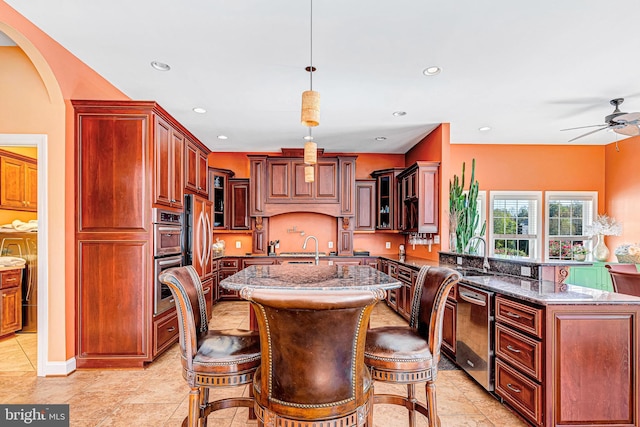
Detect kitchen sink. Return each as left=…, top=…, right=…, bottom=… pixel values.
left=278, top=251, right=327, bottom=257
left=455, top=267, right=496, bottom=277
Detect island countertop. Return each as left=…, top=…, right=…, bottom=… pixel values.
left=459, top=273, right=640, bottom=305
left=219, top=264, right=401, bottom=291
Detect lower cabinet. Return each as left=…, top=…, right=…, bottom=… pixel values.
left=153, top=308, right=179, bottom=357
left=441, top=286, right=457, bottom=357
left=218, top=258, right=240, bottom=300
left=0, top=269, right=22, bottom=337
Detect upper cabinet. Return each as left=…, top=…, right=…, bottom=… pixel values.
left=355, top=179, right=376, bottom=231
left=154, top=116, right=184, bottom=210
left=248, top=152, right=356, bottom=218
left=185, top=139, right=209, bottom=197
left=0, top=151, right=37, bottom=212
left=397, top=161, right=440, bottom=234
left=370, top=168, right=404, bottom=231
left=209, top=168, right=235, bottom=230
left=229, top=178, right=250, bottom=230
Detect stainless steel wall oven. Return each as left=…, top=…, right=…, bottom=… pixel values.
left=152, top=208, right=183, bottom=315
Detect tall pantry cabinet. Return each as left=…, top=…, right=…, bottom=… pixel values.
left=73, top=100, right=195, bottom=368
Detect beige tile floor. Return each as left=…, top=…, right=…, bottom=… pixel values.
left=0, top=302, right=526, bottom=426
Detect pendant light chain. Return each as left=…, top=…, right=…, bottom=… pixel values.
left=309, top=0, right=313, bottom=91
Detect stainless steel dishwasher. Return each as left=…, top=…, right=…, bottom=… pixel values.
left=456, top=283, right=495, bottom=391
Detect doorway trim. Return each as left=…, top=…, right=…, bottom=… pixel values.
left=0, top=133, right=48, bottom=377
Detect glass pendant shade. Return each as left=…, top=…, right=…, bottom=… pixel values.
left=304, top=141, right=317, bottom=164
left=304, top=165, right=315, bottom=182
left=301, top=90, right=320, bottom=127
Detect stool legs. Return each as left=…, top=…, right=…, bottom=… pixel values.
left=407, top=383, right=417, bottom=427
left=186, top=387, right=200, bottom=427
left=425, top=381, right=439, bottom=427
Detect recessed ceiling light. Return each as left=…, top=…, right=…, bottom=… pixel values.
left=375, top=136, right=387, bottom=141
left=217, top=135, right=228, bottom=140
left=192, top=107, right=206, bottom=114
left=150, top=61, right=171, bottom=71
left=479, top=126, right=491, bottom=132
left=423, top=66, right=441, bottom=76
left=392, top=111, right=407, bottom=117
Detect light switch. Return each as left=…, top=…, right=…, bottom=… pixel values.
left=235, top=241, right=241, bottom=249
left=328, top=241, right=334, bottom=249
left=520, top=266, right=532, bottom=277
left=385, top=242, right=391, bottom=249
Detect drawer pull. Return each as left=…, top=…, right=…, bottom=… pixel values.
left=169, top=298, right=175, bottom=304
left=167, top=327, right=176, bottom=332
left=506, top=383, right=522, bottom=393
left=505, top=311, right=521, bottom=319
left=506, top=345, right=522, bottom=353
left=203, top=288, right=210, bottom=295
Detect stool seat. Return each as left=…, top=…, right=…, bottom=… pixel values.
left=193, top=329, right=260, bottom=374
left=365, top=327, right=434, bottom=372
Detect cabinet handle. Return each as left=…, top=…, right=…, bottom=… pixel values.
left=506, top=345, right=522, bottom=353
left=505, top=311, right=521, bottom=319
left=169, top=298, right=175, bottom=304
left=163, top=233, right=174, bottom=237
left=167, top=327, right=176, bottom=332
left=506, top=383, right=522, bottom=393
left=203, top=288, right=210, bottom=295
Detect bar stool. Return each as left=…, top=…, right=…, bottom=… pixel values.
left=159, top=266, right=261, bottom=427
left=243, top=287, right=386, bottom=427
left=605, top=264, right=640, bottom=296
left=364, top=265, right=460, bottom=427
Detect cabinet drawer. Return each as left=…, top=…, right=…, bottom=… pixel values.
left=495, top=324, right=542, bottom=381
left=397, top=265, right=413, bottom=284
left=218, top=286, right=240, bottom=300
left=495, top=296, right=543, bottom=338
left=0, top=269, right=21, bottom=289
left=154, top=310, right=179, bottom=356
left=495, top=359, right=543, bottom=425
left=220, top=259, right=239, bottom=269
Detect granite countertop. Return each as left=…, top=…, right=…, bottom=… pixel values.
left=219, top=264, right=401, bottom=291
left=459, top=274, right=640, bottom=306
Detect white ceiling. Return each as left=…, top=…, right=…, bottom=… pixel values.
left=5, top=0, right=640, bottom=153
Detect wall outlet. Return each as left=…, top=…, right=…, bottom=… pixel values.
left=457, top=256, right=463, bottom=265
left=520, top=266, right=532, bottom=277
left=433, top=235, right=440, bottom=244
left=328, top=241, right=334, bottom=249
left=385, top=242, right=391, bottom=249
left=235, top=241, right=241, bottom=249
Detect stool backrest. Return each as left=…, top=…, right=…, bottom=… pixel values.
left=412, top=266, right=460, bottom=359
left=606, top=268, right=640, bottom=297
left=245, top=287, right=384, bottom=419
left=159, top=266, right=210, bottom=369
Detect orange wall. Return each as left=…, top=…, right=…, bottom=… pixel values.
left=605, top=136, right=640, bottom=251
left=1, top=0, right=129, bottom=365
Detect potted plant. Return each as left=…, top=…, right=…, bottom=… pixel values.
left=572, top=244, right=589, bottom=261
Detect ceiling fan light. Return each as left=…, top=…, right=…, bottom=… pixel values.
left=301, top=90, right=320, bottom=127
left=304, top=165, right=315, bottom=182
left=304, top=140, right=318, bottom=164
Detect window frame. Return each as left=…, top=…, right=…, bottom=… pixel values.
left=544, top=191, right=598, bottom=261
left=489, top=191, right=542, bottom=260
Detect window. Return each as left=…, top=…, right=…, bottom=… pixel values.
left=545, top=192, right=597, bottom=261
left=490, top=192, right=542, bottom=260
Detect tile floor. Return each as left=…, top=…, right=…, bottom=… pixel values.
left=0, top=301, right=526, bottom=426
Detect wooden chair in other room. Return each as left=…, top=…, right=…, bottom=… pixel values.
left=159, top=266, right=261, bottom=427
left=605, top=264, right=640, bottom=297
left=244, top=287, right=386, bottom=427
left=364, top=265, right=461, bottom=427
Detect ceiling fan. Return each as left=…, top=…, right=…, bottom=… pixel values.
left=561, top=98, right=640, bottom=142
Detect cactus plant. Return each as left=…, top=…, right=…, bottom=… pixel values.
left=449, top=159, right=485, bottom=253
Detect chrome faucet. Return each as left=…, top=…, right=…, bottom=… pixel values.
left=302, top=235, right=320, bottom=265
left=466, top=236, right=490, bottom=273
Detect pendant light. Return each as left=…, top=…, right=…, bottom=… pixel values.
left=302, top=0, right=318, bottom=182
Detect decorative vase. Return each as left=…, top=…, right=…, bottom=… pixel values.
left=592, top=234, right=610, bottom=262
left=574, top=253, right=586, bottom=262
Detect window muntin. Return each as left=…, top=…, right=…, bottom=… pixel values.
left=490, top=192, right=541, bottom=260
left=545, top=192, right=597, bottom=261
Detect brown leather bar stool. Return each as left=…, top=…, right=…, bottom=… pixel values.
left=364, top=265, right=460, bottom=427
left=159, top=266, right=261, bottom=427
left=605, top=264, right=640, bottom=296
left=243, top=287, right=386, bottom=427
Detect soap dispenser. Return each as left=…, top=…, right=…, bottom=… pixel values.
left=399, top=244, right=406, bottom=256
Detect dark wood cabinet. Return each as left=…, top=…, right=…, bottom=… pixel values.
left=192, top=196, right=214, bottom=280
left=218, top=258, right=240, bottom=300
left=265, top=158, right=339, bottom=204
left=230, top=179, right=250, bottom=230
left=73, top=100, right=208, bottom=367
left=0, top=151, right=37, bottom=212
left=370, top=168, right=403, bottom=231
left=152, top=307, right=178, bottom=357
left=185, top=139, right=209, bottom=197
left=154, top=115, right=184, bottom=210
left=355, top=179, right=376, bottom=231
left=397, top=162, right=439, bottom=233
left=0, top=268, right=22, bottom=337
left=441, top=286, right=457, bottom=357
left=209, top=168, right=235, bottom=230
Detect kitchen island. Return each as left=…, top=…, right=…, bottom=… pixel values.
left=457, top=272, right=640, bottom=427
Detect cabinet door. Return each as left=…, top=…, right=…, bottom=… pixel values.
left=0, top=157, right=26, bottom=209
left=418, top=165, right=438, bottom=233
left=192, top=197, right=213, bottom=279
left=0, top=286, right=21, bottom=335
left=442, top=300, right=457, bottom=356
left=197, top=150, right=209, bottom=195
left=230, top=179, right=250, bottom=230
left=154, top=116, right=183, bottom=209
left=268, top=160, right=291, bottom=200
left=170, top=130, right=184, bottom=209
left=355, top=180, right=376, bottom=231
left=185, top=141, right=199, bottom=192
left=25, top=162, right=37, bottom=211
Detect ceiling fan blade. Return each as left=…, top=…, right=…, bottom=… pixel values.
left=613, top=125, right=640, bottom=137
left=612, top=112, right=640, bottom=125
left=560, top=123, right=606, bottom=131
left=567, top=126, right=609, bottom=142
